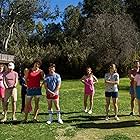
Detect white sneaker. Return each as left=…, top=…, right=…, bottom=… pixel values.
left=105, top=116, right=110, bottom=121
left=84, top=109, right=88, bottom=113
left=88, top=110, right=92, bottom=114
left=58, top=119, right=63, bottom=124
left=1, top=111, right=4, bottom=116
left=47, top=119, right=53, bottom=125
left=114, top=116, right=120, bottom=121
left=1, top=118, right=7, bottom=122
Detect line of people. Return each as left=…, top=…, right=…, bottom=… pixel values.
left=0, top=60, right=63, bottom=124
left=81, top=61, right=140, bottom=121
left=0, top=59, right=140, bottom=124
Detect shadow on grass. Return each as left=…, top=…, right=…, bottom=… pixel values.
left=38, top=111, right=82, bottom=116
left=72, top=120, right=140, bottom=129
left=0, top=120, right=47, bottom=125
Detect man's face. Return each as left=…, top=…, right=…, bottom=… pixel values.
left=49, top=66, right=55, bottom=73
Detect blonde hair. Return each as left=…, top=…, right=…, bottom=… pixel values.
left=109, top=64, right=117, bottom=73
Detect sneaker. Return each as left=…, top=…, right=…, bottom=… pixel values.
left=1, top=118, right=7, bottom=122
left=105, top=116, right=110, bottom=121
left=129, top=112, right=135, bottom=116
left=47, top=119, right=53, bottom=125
left=12, top=117, right=17, bottom=121
left=84, top=109, right=88, bottom=113
left=88, top=110, right=92, bottom=114
left=114, top=116, right=120, bottom=121
left=58, top=119, right=63, bottom=124
left=1, top=111, right=4, bottom=115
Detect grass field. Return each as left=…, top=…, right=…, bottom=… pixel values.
left=0, top=78, right=140, bottom=140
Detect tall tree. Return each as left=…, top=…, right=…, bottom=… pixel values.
left=125, top=0, right=140, bottom=30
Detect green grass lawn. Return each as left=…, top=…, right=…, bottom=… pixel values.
left=0, top=78, right=140, bottom=140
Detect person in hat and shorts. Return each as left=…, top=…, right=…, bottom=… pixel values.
left=1, top=62, right=18, bottom=122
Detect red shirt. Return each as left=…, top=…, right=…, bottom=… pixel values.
left=27, top=69, right=42, bottom=88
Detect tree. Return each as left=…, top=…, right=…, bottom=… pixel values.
left=80, top=13, right=139, bottom=75
left=82, top=0, right=125, bottom=17
left=125, top=0, right=140, bottom=30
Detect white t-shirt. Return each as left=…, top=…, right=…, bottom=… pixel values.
left=105, top=72, right=119, bottom=92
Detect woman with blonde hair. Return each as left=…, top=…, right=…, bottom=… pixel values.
left=104, top=64, right=120, bottom=121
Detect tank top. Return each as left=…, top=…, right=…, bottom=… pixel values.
left=84, top=76, right=94, bottom=94
left=27, top=69, right=42, bottom=88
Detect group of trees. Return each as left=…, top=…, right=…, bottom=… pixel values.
left=0, top=0, right=140, bottom=78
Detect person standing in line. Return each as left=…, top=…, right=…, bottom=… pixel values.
left=24, top=59, right=44, bottom=122
left=134, top=70, right=140, bottom=118
left=80, top=66, right=98, bottom=114
left=104, top=64, right=120, bottom=121
left=44, top=63, right=63, bottom=124
left=1, top=62, right=18, bottom=122
left=19, top=68, right=32, bottom=113
left=0, top=64, right=6, bottom=114
left=128, top=60, right=140, bottom=116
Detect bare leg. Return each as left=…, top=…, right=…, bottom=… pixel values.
left=89, top=94, right=94, bottom=111
left=24, top=96, right=32, bottom=121
left=105, top=97, right=111, bottom=117
left=11, top=99, right=17, bottom=120
left=47, top=99, right=53, bottom=124
left=84, top=94, right=88, bottom=111
left=130, top=94, right=135, bottom=114
left=33, top=97, right=40, bottom=120
left=54, top=98, right=63, bottom=124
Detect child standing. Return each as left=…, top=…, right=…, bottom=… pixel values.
left=44, top=63, right=63, bottom=124
left=80, top=67, right=98, bottom=114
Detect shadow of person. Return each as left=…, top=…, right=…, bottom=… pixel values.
left=72, top=120, right=140, bottom=129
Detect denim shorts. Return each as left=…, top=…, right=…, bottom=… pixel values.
left=27, top=88, right=42, bottom=96
left=129, top=86, right=135, bottom=94
left=105, top=92, right=118, bottom=98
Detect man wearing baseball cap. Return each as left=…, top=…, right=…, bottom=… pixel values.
left=1, top=62, right=18, bottom=122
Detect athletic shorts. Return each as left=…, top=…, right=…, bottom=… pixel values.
left=5, top=88, right=17, bottom=102
left=0, top=87, right=5, bottom=98
left=136, top=86, right=140, bottom=100
left=27, top=88, right=42, bottom=97
left=129, top=86, right=135, bottom=94
left=105, top=92, right=118, bottom=98
left=46, top=93, right=59, bottom=100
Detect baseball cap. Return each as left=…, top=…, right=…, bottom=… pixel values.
left=8, top=62, right=15, bottom=69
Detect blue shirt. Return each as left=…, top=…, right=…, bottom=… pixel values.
left=44, top=73, right=61, bottom=93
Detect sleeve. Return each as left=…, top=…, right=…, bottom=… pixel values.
left=115, top=73, right=119, bottom=81
left=57, top=74, right=61, bottom=84
left=104, top=73, right=108, bottom=80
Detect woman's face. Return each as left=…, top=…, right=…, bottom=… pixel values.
left=110, top=66, right=115, bottom=73
left=86, top=68, right=92, bottom=74
left=34, top=62, right=40, bottom=68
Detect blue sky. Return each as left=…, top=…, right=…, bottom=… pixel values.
left=49, top=0, right=83, bottom=12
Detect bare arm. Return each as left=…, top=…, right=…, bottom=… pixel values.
left=44, top=82, right=55, bottom=95
left=80, top=75, right=90, bottom=86
left=92, top=75, right=98, bottom=83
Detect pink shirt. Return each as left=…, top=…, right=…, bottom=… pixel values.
left=84, top=76, right=95, bottom=94
left=4, top=71, right=18, bottom=88
left=0, top=72, right=4, bottom=88
left=134, top=74, right=140, bottom=86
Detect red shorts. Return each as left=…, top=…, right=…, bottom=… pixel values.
left=0, top=87, right=5, bottom=98
left=46, top=93, right=59, bottom=100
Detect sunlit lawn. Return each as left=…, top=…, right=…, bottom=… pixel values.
left=0, top=78, right=140, bottom=140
